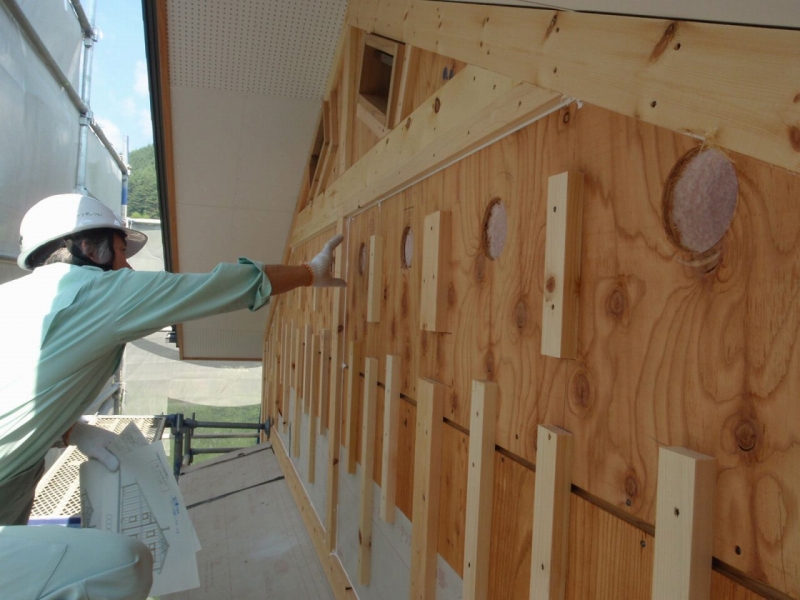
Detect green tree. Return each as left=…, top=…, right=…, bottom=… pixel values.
left=127, top=144, right=160, bottom=219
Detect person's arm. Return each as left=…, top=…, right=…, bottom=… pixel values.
left=266, top=234, right=346, bottom=294
left=264, top=264, right=312, bottom=294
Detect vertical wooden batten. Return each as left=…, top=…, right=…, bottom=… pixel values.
left=463, top=380, right=498, bottom=600
left=358, top=357, right=379, bottom=585
left=530, top=425, right=574, bottom=600
left=380, top=354, right=401, bottom=523
left=420, top=211, right=451, bottom=333
left=345, top=340, right=364, bottom=474
left=319, top=329, right=332, bottom=436
left=367, top=234, right=384, bottom=323
left=541, top=172, right=584, bottom=359
left=307, top=332, right=321, bottom=484
left=410, top=378, right=445, bottom=600
left=326, top=218, right=347, bottom=552
left=292, top=326, right=303, bottom=458
left=303, top=324, right=314, bottom=414
left=283, top=321, right=292, bottom=433
left=651, top=447, right=716, bottom=600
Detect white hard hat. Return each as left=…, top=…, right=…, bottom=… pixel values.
left=18, top=193, right=148, bottom=270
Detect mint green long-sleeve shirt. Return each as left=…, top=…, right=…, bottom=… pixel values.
left=0, top=260, right=271, bottom=483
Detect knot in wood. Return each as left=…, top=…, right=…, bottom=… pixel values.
left=515, top=299, right=528, bottom=329
left=569, top=370, right=592, bottom=411
left=789, top=125, right=800, bottom=152
left=625, top=474, right=639, bottom=499
left=544, top=13, right=558, bottom=40
left=735, top=420, right=757, bottom=451
left=484, top=350, right=495, bottom=375
left=448, top=283, right=456, bottom=305
left=649, top=22, right=676, bottom=63
left=434, top=97, right=441, bottom=113
left=450, top=393, right=459, bottom=413
left=606, top=286, right=627, bottom=319
left=545, top=275, right=556, bottom=294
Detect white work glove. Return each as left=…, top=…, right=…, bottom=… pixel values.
left=306, top=234, right=347, bottom=288
left=70, top=421, right=120, bottom=471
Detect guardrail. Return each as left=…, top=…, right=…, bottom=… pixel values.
left=163, top=413, right=272, bottom=479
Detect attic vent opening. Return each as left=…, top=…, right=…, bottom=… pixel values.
left=483, top=198, right=508, bottom=260
left=356, top=34, right=405, bottom=132
left=401, top=226, right=413, bottom=269
left=359, top=50, right=393, bottom=119
left=663, top=147, right=738, bottom=253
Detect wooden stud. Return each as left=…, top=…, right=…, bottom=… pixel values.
left=420, top=211, right=451, bottom=332
left=312, top=288, right=321, bottom=312
left=530, top=425, right=574, bottom=600
left=319, top=329, right=332, bottom=436
left=651, top=447, right=716, bottom=600
left=410, top=378, right=445, bottom=600
left=367, top=234, right=384, bottom=323
left=345, top=340, right=363, bottom=474
left=326, top=219, right=347, bottom=552
left=392, top=45, right=416, bottom=128
left=463, top=380, right=498, bottom=600
left=303, top=324, right=313, bottom=414
left=282, top=322, right=291, bottom=433
left=356, top=101, right=389, bottom=139
left=339, top=28, right=360, bottom=175
left=271, top=353, right=279, bottom=434
left=307, top=332, right=321, bottom=484
left=541, top=172, right=584, bottom=359
left=292, top=327, right=302, bottom=458
left=380, top=354, right=401, bottom=523
left=358, top=357, right=379, bottom=585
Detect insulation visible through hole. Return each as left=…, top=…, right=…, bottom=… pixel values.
left=484, top=199, right=508, bottom=260
left=402, top=226, right=413, bottom=268
left=359, top=242, right=366, bottom=275
left=663, top=147, right=738, bottom=253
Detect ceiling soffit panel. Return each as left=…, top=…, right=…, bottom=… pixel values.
left=167, top=0, right=347, bottom=98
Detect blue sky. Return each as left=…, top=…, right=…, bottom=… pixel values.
left=91, top=0, right=153, bottom=153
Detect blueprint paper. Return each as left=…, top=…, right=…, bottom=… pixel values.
left=80, top=423, right=200, bottom=596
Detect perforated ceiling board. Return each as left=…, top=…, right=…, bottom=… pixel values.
left=167, top=0, right=348, bottom=99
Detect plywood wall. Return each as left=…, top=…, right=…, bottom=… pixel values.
left=263, top=8, right=800, bottom=599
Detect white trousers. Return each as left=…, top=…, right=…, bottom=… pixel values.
left=0, top=525, right=153, bottom=600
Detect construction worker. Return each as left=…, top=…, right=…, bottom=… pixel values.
left=0, top=193, right=345, bottom=599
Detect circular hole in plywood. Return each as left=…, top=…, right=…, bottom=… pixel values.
left=358, top=242, right=366, bottom=275
left=401, top=226, right=413, bottom=269
left=483, top=198, right=508, bottom=260
left=663, top=147, right=738, bottom=253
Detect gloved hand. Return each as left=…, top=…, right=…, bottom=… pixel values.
left=69, top=421, right=120, bottom=471
left=306, top=234, right=346, bottom=288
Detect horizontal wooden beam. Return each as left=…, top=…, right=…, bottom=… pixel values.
left=291, top=64, right=564, bottom=246
left=351, top=0, right=800, bottom=177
